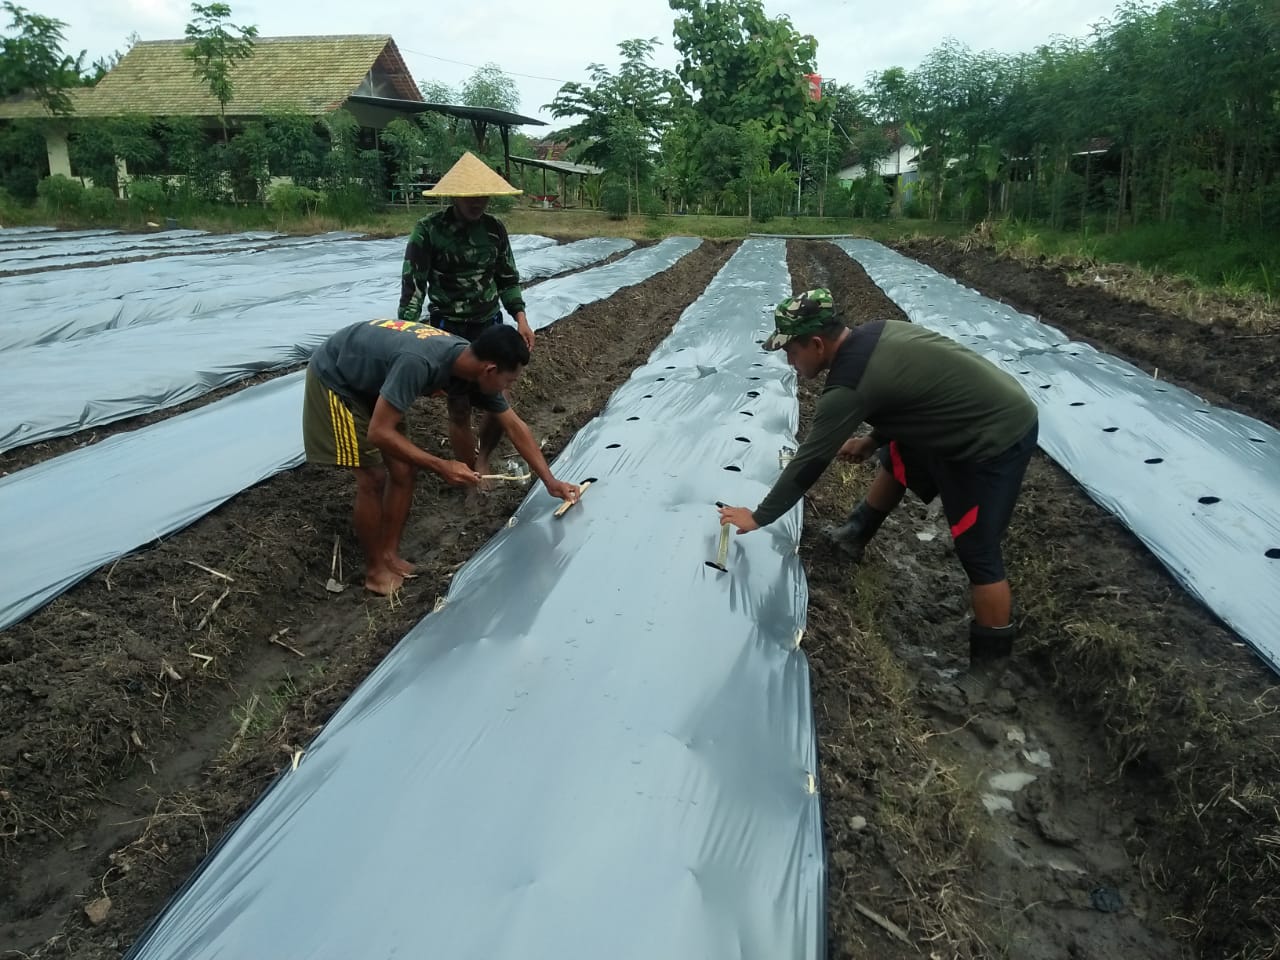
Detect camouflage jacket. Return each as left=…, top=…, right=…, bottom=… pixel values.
left=396, top=207, right=526, bottom=324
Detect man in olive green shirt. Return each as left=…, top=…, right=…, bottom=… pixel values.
left=718, top=289, right=1038, bottom=691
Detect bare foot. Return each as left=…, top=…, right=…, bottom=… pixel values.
left=364, top=568, right=404, bottom=596
left=390, top=556, right=418, bottom=578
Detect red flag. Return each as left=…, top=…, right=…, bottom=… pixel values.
left=805, top=73, right=822, bottom=101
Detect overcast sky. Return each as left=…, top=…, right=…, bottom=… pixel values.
left=40, top=0, right=1129, bottom=126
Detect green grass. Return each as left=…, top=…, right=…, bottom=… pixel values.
left=993, top=219, right=1280, bottom=301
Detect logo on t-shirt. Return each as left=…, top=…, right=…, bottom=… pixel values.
left=369, top=318, right=451, bottom=340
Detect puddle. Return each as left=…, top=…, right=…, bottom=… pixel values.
left=989, top=771, right=1038, bottom=792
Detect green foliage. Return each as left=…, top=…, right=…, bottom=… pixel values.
left=267, top=181, right=319, bottom=216
left=601, top=182, right=629, bottom=219
left=126, top=176, right=167, bottom=214
left=460, top=62, right=520, bottom=113
left=80, top=185, right=116, bottom=221
left=183, top=2, right=258, bottom=134
left=669, top=0, right=827, bottom=167
left=0, top=118, right=46, bottom=198
left=36, top=172, right=83, bottom=214
left=545, top=38, right=676, bottom=171
left=381, top=117, right=428, bottom=203
left=0, top=2, right=84, bottom=113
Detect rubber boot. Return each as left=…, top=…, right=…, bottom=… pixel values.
left=823, top=500, right=888, bottom=561
left=956, top=621, right=1016, bottom=703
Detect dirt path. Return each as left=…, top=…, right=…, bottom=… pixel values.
left=789, top=239, right=1279, bottom=959
left=0, top=240, right=736, bottom=959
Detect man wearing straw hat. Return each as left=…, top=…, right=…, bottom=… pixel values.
left=397, top=151, right=534, bottom=481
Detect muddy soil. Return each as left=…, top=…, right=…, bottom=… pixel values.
left=0, top=240, right=736, bottom=958
left=896, top=237, right=1280, bottom=430
left=790, top=239, right=1279, bottom=959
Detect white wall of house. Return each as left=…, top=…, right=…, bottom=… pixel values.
left=837, top=143, right=921, bottom=183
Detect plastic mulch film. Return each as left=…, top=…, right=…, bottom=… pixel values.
left=0, top=373, right=305, bottom=630
left=0, top=238, right=702, bottom=629
left=835, top=239, right=1280, bottom=674
left=0, top=233, right=554, bottom=351
left=0, top=228, right=266, bottom=268
left=121, top=237, right=825, bottom=960
left=0, top=237, right=634, bottom=452
left=523, top=236, right=701, bottom=329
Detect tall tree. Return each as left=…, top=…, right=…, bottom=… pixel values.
left=545, top=37, right=676, bottom=168
left=0, top=2, right=85, bottom=114
left=668, top=0, right=828, bottom=167
left=183, top=2, right=258, bottom=142
left=460, top=62, right=519, bottom=112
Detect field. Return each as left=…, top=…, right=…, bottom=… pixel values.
left=0, top=224, right=1277, bottom=959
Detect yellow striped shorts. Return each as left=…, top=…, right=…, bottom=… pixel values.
left=302, top=368, right=405, bottom=468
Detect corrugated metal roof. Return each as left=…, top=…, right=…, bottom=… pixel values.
left=509, top=155, right=603, bottom=176
left=347, top=95, right=545, bottom=128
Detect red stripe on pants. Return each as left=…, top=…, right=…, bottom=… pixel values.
left=950, top=505, right=979, bottom=539
left=888, top=441, right=907, bottom=487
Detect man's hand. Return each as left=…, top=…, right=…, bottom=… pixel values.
left=438, top=459, right=482, bottom=487
left=717, top=504, right=759, bottom=534
left=545, top=479, right=580, bottom=503
left=516, top=314, right=535, bottom=351
left=837, top=435, right=878, bottom=463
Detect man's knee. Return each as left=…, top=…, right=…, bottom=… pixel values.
left=956, top=537, right=1007, bottom=585
left=385, top=456, right=417, bottom=487
left=354, top=465, right=387, bottom=495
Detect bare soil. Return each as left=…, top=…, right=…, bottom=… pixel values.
left=3, top=233, right=1277, bottom=960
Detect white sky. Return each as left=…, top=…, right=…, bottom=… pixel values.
left=38, top=0, right=1129, bottom=126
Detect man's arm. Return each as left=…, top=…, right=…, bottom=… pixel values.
left=748, top=387, right=870, bottom=527
left=397, top=222, right=433, bottom=321
left=366, top=397, right=479, bottom=486
left=492, top=408, right=578, bottom=502
left=492, top=223, right=533, bottom=348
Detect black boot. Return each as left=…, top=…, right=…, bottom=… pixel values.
left=823, top=500, right=888, bottom=561
left=956, top=622, right=1016, bottom=703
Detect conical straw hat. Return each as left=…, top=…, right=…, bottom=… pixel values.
left=426, top=151, right=522, bottom=197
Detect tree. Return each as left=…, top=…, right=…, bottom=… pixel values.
left=545, top=38, right=677, bottom=169
left=668, top=0, right=828, bottom=167
left=0, top=3, right=85, bottom=114
left=460, top=63, right=519, bottom=112
left=183, top=2, right=258, bottom=141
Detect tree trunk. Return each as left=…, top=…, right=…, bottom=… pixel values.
left=1220, top=135, right=1235, bottom=234
left=1080, top=150, right=1091, bottom=231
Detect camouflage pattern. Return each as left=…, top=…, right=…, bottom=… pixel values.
left=396, top=206, right=526, bottom=324
left=763, top=287, right=837, bottom=350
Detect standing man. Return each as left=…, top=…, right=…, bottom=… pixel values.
left=716, top=289, right=1039, bottom=694
left=397, top=151, right=535, bottom=479
left=304, top=318, right=579, bottom=596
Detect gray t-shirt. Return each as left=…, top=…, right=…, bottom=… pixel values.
left=309, top=319, right=509, bottom=414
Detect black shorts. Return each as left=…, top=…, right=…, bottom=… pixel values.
left=877, top=423, right=1038, bottom=585
left=431, top=312, right=502, bottom=405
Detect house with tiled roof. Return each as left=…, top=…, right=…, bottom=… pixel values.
left=0, top=34, right=424, bottom=188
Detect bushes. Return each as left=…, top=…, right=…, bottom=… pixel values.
left=268, top=182, right=319, bottom=217
left=36, top=174, right=85, bottom=215
left=80, top=186, right=118, bottom=222
left=126, top=177, right=168, bottom=216
left=601, top=183, right=629, bottom=220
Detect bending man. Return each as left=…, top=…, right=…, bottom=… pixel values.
left=717, top=289, right=1038, bottom=690
left=304, top=318, right=578, bottom=595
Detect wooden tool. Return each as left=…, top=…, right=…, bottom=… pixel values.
left=553, top=479, right=594, bottom=518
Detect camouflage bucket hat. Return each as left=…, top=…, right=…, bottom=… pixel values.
left=763, top=287, right=836, bottom=350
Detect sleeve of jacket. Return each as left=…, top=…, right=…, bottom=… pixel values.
left=491, top=218, right=526, bottom=316
left=397, top=221, right=432, bottom=321
left=751, top=385, right=871, bottom=527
